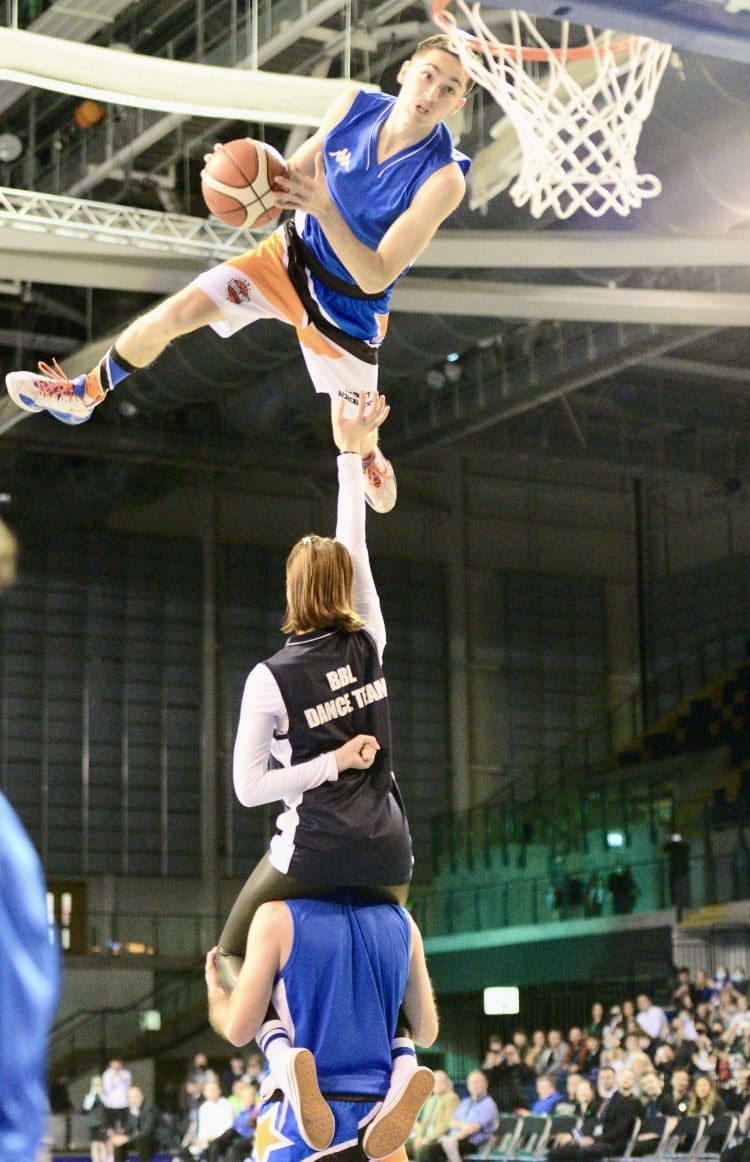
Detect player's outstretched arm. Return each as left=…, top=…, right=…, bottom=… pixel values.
left=334, top=392, right=389, bottom=653
left=401, top=914, right=439, bottom=1047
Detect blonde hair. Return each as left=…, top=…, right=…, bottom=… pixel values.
left=413, top=33, right=477, bottom=93
left=281, top=535, right=364, bottom=635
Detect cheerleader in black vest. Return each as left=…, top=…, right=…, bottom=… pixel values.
left=215, top=394, right=430, bottom=1160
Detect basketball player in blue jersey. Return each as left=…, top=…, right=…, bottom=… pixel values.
left=205, top=893, right=439, bottom=1162
left=6, top=34, right=473, bottom=513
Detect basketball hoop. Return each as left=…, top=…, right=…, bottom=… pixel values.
left=432, top=1, right=672, bottom=219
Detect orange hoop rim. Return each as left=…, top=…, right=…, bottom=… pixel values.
left=431, top=0, right=635, bottom=61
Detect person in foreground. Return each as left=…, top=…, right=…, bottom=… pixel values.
left=6, top=34, right=473, bottom=515
left=0, top=517, right=61, bottom=1162
left=205, top=892, right=439, bottom=1162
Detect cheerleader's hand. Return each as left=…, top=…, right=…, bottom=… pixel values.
left=335, top=734, right=380, bottom=771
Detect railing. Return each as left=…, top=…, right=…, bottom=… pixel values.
left=49, top=963, right=206, bottom=1068
left=431, top=627, right=749, bottom=870
left=410, top=850, right=746, bottom=938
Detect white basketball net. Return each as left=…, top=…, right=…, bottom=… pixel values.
left=441, top=4, right=672, bottom=219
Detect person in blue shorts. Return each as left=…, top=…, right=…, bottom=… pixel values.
left=6, top=34, right=474, bottom=515
left=205, top=892, right=438, bottom=1162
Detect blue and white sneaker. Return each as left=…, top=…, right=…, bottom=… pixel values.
left=6, top=359, right=104, bottom=425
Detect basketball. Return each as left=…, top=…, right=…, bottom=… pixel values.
left=201, top=138, right=287, bottom=229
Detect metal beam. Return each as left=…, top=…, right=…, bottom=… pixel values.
left=394, top=279, right=750, bottom=327
left=643, top=357, right=750, bottom=385
left=417, top=232, right=750, bottom=270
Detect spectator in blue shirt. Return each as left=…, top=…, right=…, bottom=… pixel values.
left=529, top=1075, right=563, bottom=1116
left=421, top=1070, right=498, bottom=1162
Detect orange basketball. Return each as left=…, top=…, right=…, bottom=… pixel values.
left=201, top=138, right=287, bottom=229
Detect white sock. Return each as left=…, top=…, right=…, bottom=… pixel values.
left=383, top=1036, right=418, bottom=1104
left=257, top=1018, right=293, bottom=1080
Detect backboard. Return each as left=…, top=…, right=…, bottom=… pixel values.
left=472, top=0, right=750, bottom=64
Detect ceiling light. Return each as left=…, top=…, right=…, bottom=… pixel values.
left=0, top=133, right=22, bottom=163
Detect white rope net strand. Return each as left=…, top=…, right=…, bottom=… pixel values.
left=444, top=4, right=672, bottom=219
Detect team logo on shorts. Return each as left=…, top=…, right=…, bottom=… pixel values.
left=227, top=277, right=252, bottom=305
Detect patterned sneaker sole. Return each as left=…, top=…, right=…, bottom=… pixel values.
left=363, top=459, right=398, bottom=514
left=363, top=1068, right=435, bottom=1160
left=288, top=1048, right=335, bottom=1151
left=215, top=951, right=244, bottom=994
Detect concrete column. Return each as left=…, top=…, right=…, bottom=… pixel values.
left=445, top=455, right=472, bottom=812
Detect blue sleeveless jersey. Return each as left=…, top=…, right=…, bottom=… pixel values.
left=299, top=89, right=471, bottom=342
left=0, top=792, right=60, bottom=1162
left=272, top=896, right=411, bottom=1097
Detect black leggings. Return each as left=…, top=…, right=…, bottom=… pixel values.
left=218, top=853, right=409, bottom=957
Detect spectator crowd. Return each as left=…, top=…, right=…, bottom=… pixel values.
left=407, top=966, right=750, bottom=1162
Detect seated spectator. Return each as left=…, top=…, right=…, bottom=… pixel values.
left=652, top=1043, right=677, bottom=1086
left=694, top=971, right=712, bottom=1005
left=603, top=1007, right=624, bottom=1041
left=484, top=1044, right=534, bottom=1113
left=731, top=967, right=748, bottom=996
left=108, top=1085, right=159, bottom=1162
left=221, top=1054, right=247, bottom=1098
left=673, top=968, right=699, bottom=1014
left=636, top=996, right=668, bottom=1044
left=181, top=1053, right=211, bottom=1136
left=526, top=1074, right=563, bottom=1116
left=82, top=1075, right=107, bottom=1162
left=580, top=1034, right=602, bottom=1077
left=550, top=1079, right=600, bottom=1147
left=687, top=1075, right=726, bottom=1118
left=557, top=1072, right=585, bottom=1116
left=588, top=1004, right=605, bottom=1040
left=512, top=1030, right=530, bottom=1061
left=419, top=1070, right=499, bottom=1162
left=668, top=1016, right=699, bottom=1070
left=406, top=1070, right=461, bottom=1160
left=202, top=1080, right=258, bottom=1162
left=564, top=1029, right=588, bottom=1072
left=722, top=996, right=750, bottom=1050
left=639, top=1073, right=676, bottom=1119
left=525, top=1030, right=547, bottom=1073
left=600, top=1038, right=627, bottom=1077
left=244, top=1053, right=265, bottom=1089
left=692, top=1026, right=719, bottom=1076
left=186, top=1078, right=234, bottom=1161
left=724, top=1068, right=750, bottom=1113
left=669, top=1069, right=693, bottom=1117
left=617, top=1070, right=641, bottom=1109
left=629, top=1052, right=655, bottom=1087
left=482, top=1035, right=504, bottom=1072
left=547, top=1066, right=637, bottom=1161
left=538, top=1030, right=569, bottom=1077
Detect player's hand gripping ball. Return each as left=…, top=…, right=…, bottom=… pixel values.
left=201, top=138, right=287, bottom=229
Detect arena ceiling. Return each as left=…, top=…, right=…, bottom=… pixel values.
left=2, top=0, right=750, bottom=527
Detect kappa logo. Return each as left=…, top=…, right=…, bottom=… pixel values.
left=328, top=147, right=352, bottom=172
left=226, top=277, right=252, bottom=305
